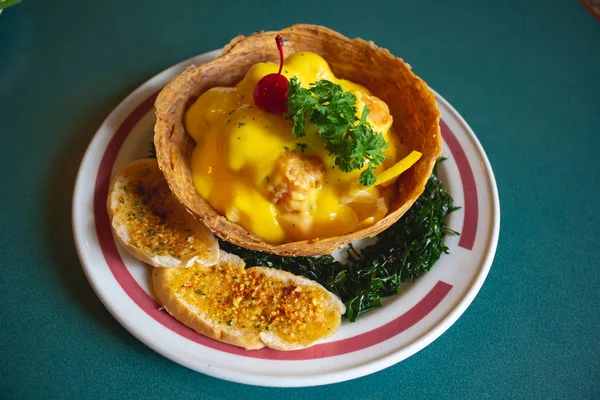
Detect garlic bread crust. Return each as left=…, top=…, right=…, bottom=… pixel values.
left=107, top=158, right=219, bottom=268
left=152, top=251, right=345, bottom=350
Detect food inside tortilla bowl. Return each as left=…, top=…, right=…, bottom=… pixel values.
left=154, top=24, right=441, bottom=256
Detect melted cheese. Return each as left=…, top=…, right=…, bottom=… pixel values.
left=185, top=52, right=417, bottom=243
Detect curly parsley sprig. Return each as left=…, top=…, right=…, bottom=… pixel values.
left=285, top=77, right=388, bottom=186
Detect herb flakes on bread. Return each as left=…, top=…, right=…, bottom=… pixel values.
left=107, top=158, right=219, bottom=268
left=153, top=251, right=345, bottom=350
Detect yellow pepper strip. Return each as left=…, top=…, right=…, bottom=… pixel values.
left=375, top=151, right=422, bottom=186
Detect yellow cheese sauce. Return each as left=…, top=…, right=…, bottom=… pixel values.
left=185, top=52, right=415, bottom=243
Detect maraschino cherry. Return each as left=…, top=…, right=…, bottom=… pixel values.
left=254, top=35, right=289, bottom=114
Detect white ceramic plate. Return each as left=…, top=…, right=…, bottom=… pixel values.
left=72, top=49, right=500, bottom=387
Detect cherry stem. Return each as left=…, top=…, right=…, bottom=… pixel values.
left=275, top=35, right=284, bottom=76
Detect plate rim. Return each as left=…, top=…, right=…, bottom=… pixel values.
left=72, top=50, right=500, bottom=387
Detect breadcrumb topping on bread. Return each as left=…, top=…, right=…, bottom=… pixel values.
left=153, top=251, right=345, bottom=350
left=108, top=159, right=219, bottom=267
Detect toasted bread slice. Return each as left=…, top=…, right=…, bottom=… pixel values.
left=153, top=251, right=345, bottom=350
left=107, top=158, right=219, bottom=268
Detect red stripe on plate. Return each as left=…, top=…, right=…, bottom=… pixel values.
left=440, top=119, right=479, bottom=250
left=94, top=91, right=160, bottom=308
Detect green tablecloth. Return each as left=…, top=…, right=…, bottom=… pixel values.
left=1, top=1, right=599, bottom=398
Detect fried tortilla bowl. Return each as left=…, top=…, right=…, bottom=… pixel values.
left=154, top=24, right=441, bottom=256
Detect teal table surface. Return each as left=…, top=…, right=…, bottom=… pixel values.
left=1, top=0, right=599, bottom=398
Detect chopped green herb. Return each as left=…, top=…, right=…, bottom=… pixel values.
left=296, top=142, right=308, bottom=152
left=238, top=122, right=246, bottom=128
left=226, top=319, right=233, bottom=326
left=195, top=289, right=205, bottom=295
left=283, top=146, right=291, bottom=151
